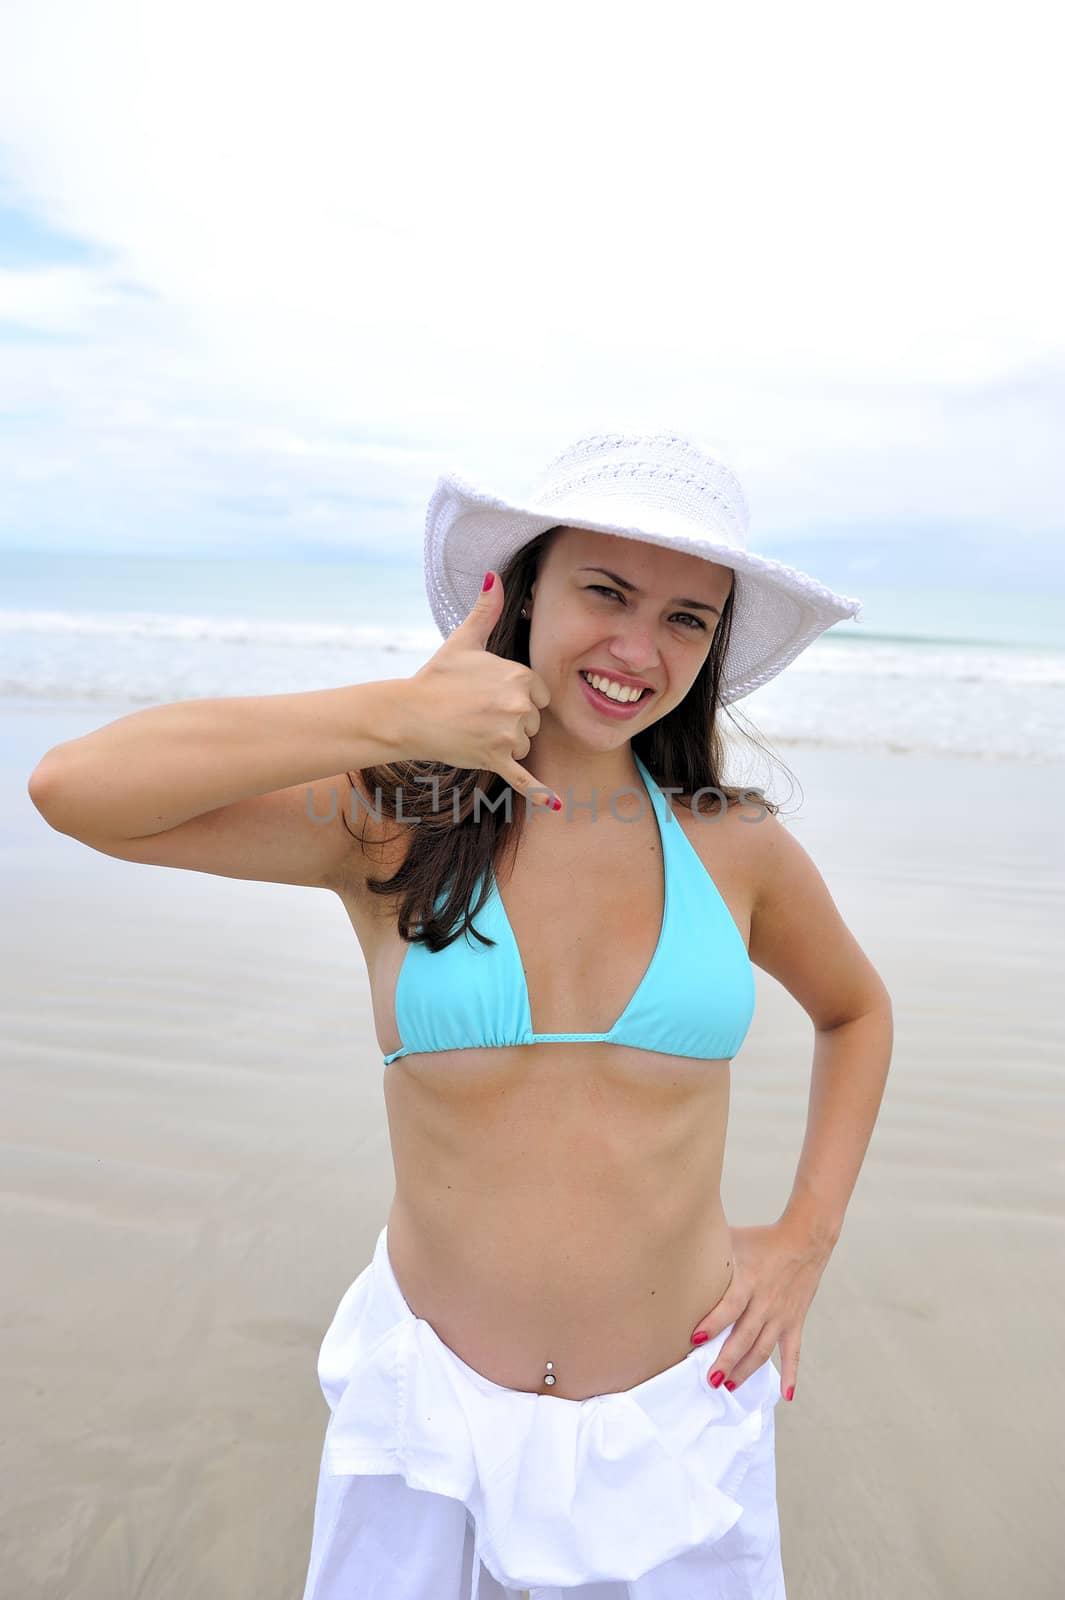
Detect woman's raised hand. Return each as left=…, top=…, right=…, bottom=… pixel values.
left=407, top=571, right=560, bottom=810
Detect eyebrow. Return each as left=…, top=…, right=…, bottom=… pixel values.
left=576, top=566, right=722, bottom=617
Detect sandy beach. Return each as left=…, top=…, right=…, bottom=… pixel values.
left=3, top=700, right=1063, bottom=1599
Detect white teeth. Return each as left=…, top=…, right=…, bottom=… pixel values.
left=581, top=671, right=646, bottom=703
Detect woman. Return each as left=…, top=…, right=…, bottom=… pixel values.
left=28, top=430, right=894, bottom=1600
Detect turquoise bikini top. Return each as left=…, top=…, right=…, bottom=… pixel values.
left=382, top=752, right=755, bottom=1066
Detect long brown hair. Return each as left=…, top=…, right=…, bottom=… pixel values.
left=344, top=525, right=796, bottom=954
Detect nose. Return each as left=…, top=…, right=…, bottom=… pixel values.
left=605, top=623, right=659, bottom=675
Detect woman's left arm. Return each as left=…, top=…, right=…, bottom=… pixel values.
left=690, top=808, right=894, bottom=1402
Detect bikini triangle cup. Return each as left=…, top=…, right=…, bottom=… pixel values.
left=382, top=752, right=756, bottom=1066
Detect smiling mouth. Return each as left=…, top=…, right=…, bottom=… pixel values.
left=579, top=670, right=653, bottom=704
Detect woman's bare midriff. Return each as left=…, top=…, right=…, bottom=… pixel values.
left=381, top=1041, right=735, bottom=1401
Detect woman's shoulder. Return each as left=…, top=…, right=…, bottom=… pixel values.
left=667, top=781, right=783, bottom=909
left=666, top=779, right=773, bottom=832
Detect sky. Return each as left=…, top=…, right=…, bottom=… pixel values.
left=0, top=0, right=1062, bottom=588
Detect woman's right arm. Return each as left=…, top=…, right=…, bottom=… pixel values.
left=25, top=680, right=425, bottom=894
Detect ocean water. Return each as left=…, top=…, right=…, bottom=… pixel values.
left=2, top=548, right=1063, bottom=764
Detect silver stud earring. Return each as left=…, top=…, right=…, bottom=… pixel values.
left=520, top=606, right=530, bottom=619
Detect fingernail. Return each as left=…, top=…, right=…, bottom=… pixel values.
left=785, top=1385, right=795, bottom=1401
left=724, top=1381, right=736, bottom=1391
left=550, top=794, right=562, bottom=811
left=691, top=1331, right=709, bottom=1346
left=709, top=1370, right=725, bottom=1388
left=482, top=571, right=494, bottom=591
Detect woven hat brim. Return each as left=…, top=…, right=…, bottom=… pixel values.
left=424, top=472, right=863, bottom=706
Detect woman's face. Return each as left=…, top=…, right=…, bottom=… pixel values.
left=526, top=526, right=734, bottom=739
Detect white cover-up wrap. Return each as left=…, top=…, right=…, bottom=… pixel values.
left=305, top=1225, right=785, bottom=1599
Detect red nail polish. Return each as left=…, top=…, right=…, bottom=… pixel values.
left=724, top=1380, right=736, bottom=1391
left=482, top=571, right=494, bottom=591
left=691, top=1331, right=709, bottom=1346
left=785, top=1385, right=795, bottom=1401
left=709, top=1370, right=725, bottom=1387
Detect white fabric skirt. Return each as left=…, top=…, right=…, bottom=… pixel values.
left=300, top=1225, right=787, bottom=1600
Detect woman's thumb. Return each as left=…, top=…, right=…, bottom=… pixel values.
left=456, top=569, right=504, bottom=646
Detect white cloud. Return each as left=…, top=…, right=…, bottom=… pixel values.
left=0, top=0, right=1062, bottom=557
left=0, top=262, right=126, bottom=329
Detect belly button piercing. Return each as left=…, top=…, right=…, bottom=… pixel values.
left=543, top=1361, right=556, bottom=1387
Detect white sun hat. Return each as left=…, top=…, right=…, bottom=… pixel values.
left=423, top=429, right=864, bottom=705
